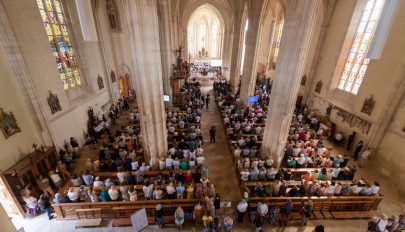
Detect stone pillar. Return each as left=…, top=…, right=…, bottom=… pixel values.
left=157, top=0, right=177, bottom=101
left=229, top=0, right=246, bottom=93
left=261, top=0, right=320, bottom=166
left=0, top=205, right=15, bottom=232
left=124, top=0, right=167, bottom=168
left=239, top=0, right=267, bottom=104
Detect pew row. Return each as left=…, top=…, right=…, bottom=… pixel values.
left=248, top=195, right=383, bottom=219
left=52, top=199, right=198, bottom=220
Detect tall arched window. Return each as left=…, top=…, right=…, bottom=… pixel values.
left=272, top=20, right=284, bottom=63
left=240, top=19, right=249, bottom=75
left=211, top=20, right=219, bottom=58
left=188, top=23, right=196, bottom=57
left=36, top=0, right=82, bottom=90
left=338, top=0, right=385, bottom=94
left=187, top=6, right=223, bottom=61
left=199, top=22, right=206, bottom=50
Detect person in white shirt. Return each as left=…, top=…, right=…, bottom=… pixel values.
left=67, top=188, right=79, bottom=202
left=131, top=161, right=139, bottom=171
left=359, top=147, right=371, bottom=168
left=350, top=183, right=363, bottom=195
left=166, top=182, right=176, bottom=199
left=93, top=176, right=104, bottom=187
left=108, top=186, right=119, bottom=200
left=257, top=202, right=268, bottom=216
left=169, top=147, right=176, bottom=156
left=255, top=126, right=262, bottom=135
left=196, top=156, right=205, bottom=167
left=153, top=187, right=163, bottom=200
left=370, top=182, right=380, bottom=195
left=165, top=157, right=174, bottom=170
left=49, top=170, right=62, bottom=188
left=240, top=169, right=250, bottom=182
left=237, top=200, right=248, bottom=223
left=159, top=159, right=165, bottom=170
left=143, top=183, right=154, bottom=200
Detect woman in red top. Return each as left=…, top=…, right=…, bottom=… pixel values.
left=185, top=170, right=193, bottom=184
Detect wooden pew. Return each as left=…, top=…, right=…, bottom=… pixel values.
left=95, top=170, right=194, bottom=180
left=75, top=208, right=102, bottom=229
left=52, top=199, right=198, bottom=221
left=244, top=180, right=354, bottom=187
left=247, top=195, right=384, bottom=219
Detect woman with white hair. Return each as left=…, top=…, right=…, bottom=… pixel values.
left=174, top=206, right=185, bottom=231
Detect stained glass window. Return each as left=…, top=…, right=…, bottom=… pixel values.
left=211, top=21, right=219, bottom=58
left=338, top=0, right=385, bottom=94
left=36, top=0, right=82, bottom=90
left=272, top=20, right=284, bottom=63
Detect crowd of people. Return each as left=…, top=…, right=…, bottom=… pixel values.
left=368, top=213, right=405, bottom=232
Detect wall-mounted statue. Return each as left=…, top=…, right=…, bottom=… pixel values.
left=106, top=0, right=121, bottom=32
left=301, top=75, right=307, bottom=86
left=0, top=108, right=21, bottom=139
left=98, top=75, right=104, bottom=90
left=361, top=95, right=375, bottom=116
left=326, top=104, right=333, bottom=117
left=111, top=70, right=116, bottom=83
left=47, top=91, right=62, bottom=114
left=315, top=80, right=322, bottom=93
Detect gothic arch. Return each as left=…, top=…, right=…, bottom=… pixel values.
left=181, top=0, right=233, bottom=66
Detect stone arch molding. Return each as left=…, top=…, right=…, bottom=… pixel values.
left=181, top=0, right=233, bottom=63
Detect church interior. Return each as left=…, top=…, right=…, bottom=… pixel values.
left=0, top=0, right=404, bottom=231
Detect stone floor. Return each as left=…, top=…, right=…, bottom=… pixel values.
left=12, top=80, right=405, bottom=232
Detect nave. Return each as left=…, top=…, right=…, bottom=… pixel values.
left=10, top=81, right=404, bottom=232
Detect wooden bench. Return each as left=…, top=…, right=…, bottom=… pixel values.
left=95, top=170, right=194, bottom=180
left=75, top=208, right=102, bottom=229
left=331, top=211, right=375, bottom=219
left=112, top=217, right=132, bottom=227
left=53, top=199, right=198, bottom=220
left=247, top=195, right=384, bottom=220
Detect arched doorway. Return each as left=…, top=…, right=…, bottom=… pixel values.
left=118, top=73, right=131, bottom=96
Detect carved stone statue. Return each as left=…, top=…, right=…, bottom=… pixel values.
left=111, top=70, right=116, bottom=83
left=361, top=95, right=375, bottom=116
left=47, top=91, right=62, bottom=114
left=301, top=75, right=307, bottom=86
left=98, top=75, right=104, bottom=90
left=106, top=0, right=120, bottom=31
left=315, top=80, right=322, bottom=93
left=326, top=104, right=332, bottom=117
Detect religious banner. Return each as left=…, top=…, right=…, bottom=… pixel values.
left=0, top=108, right=21, bottom=139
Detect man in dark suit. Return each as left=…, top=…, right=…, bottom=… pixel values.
left=353, top=140, right=363, bottom=161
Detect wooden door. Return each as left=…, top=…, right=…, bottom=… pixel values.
left=0, top=174, right=25, bottom=218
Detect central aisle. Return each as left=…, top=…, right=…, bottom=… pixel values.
left=199, top=81, right=242, bottom=210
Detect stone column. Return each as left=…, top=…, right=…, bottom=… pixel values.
left=261, top=0, right=320, bottom=166
left=0, top=204, right=15, bottom=232
left=229, top=0, right=246, bottom=93
left=239, top=0, right=267, bottom=104
left=124, top=0, right=167, bottom=168
left=157, top=0, right=177, bottom=101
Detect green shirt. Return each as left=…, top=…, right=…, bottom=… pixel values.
left=180, top=161, right=188, bottom=170
left=287, top=159, right=297, bottom=168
